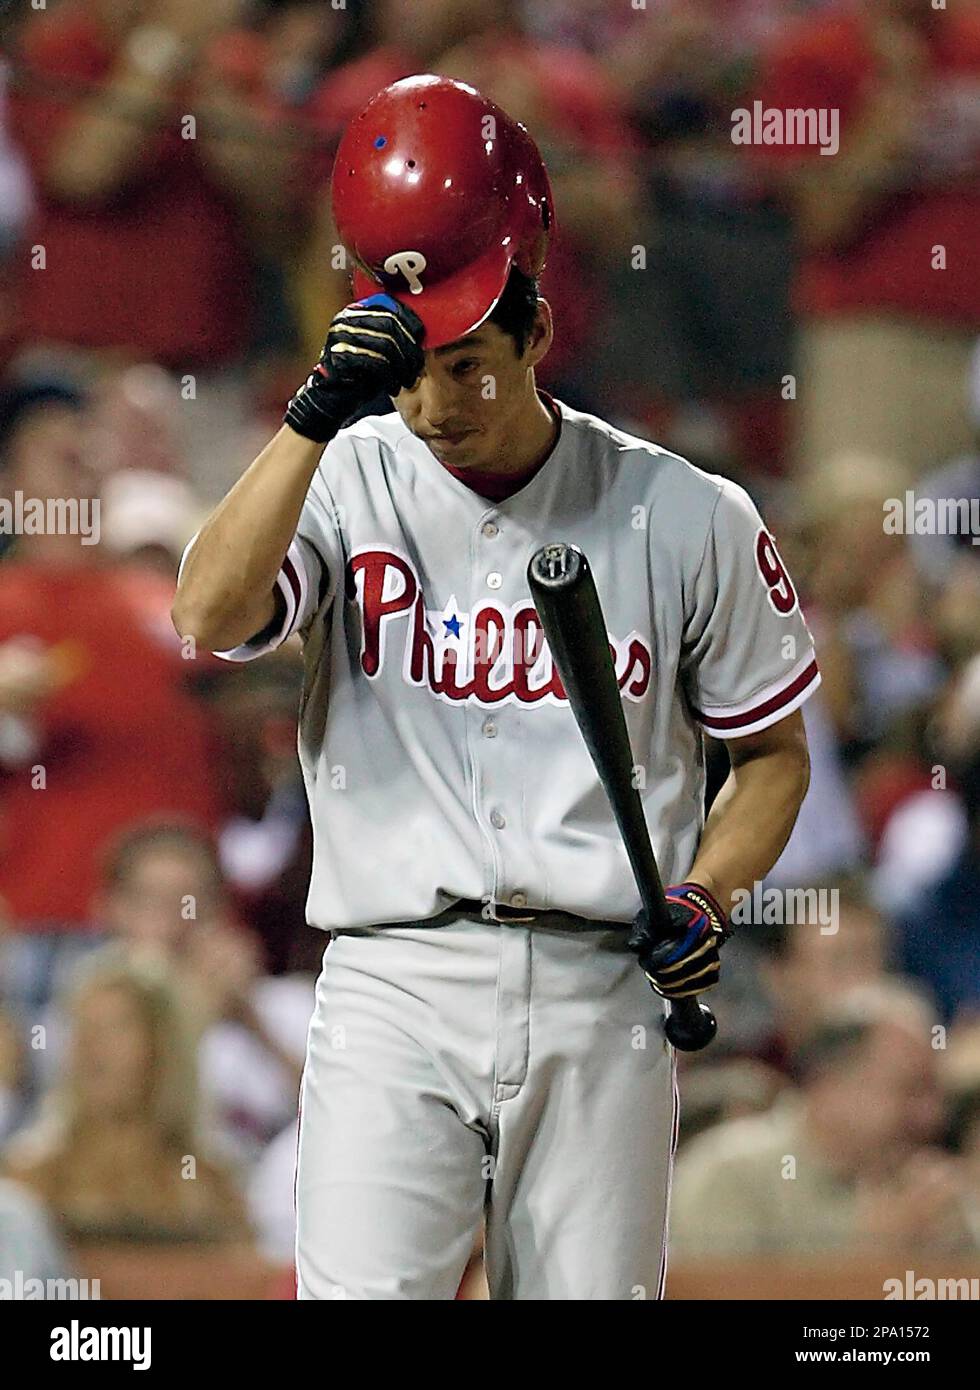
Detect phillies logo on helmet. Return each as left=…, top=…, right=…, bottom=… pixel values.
left=383, top=251, right=427, bottom=294
left=347, top=548, right=652, bottom=709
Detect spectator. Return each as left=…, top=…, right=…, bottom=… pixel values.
left=801, top=452, right=944, bottom=756
left=671, top=983, right=980, bottom=1256
left=77, top=820, right=312, bottom=1161
left=3, top=954, right=251, bottom=1244
left=763, top=694, right=866, bottom=886
left=873, top=652, right=980, bottom=917
left=591, top=1, right=801, bottom=470
left=5, top=0, right=298, bottom=371
left=0, top=378, right=217, bottom=1015
left=207, top=662, right=317, bottom=977
left=89, top=363, right=190, bottom=483
left=225, top=0, right=370, bottom=112
left=908, top=340, right=980, bottom=593
left=100, top=468, right=202, bottom=582
left=890, top=679, right=980, bottom=1024
left=751, top=882, right=888, bottom=1069
left=754, top=0, right=980, bottom=475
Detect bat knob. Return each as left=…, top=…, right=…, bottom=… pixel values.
left=528, top=542, right=584, bottom=589
left=664, top=1000, right=717, bottom=1053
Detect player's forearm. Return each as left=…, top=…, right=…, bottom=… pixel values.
left=686, top=725, right=810, bottom=916
left=174, top=297, right=425, bottom=652
left=172, top=425, right=322, bottom=651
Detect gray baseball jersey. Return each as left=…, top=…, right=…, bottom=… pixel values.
left=210, top=395, right=819, bottom=1299
left=219, top=397, right=820, bottom=930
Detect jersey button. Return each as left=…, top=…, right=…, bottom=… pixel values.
left=482, top=719, right=498, bottom=738
left=487, top=571, right=502, bottom=590
left=510, top=891, right=527, bottom=908
left=490, top=809, right=506, bottom=830
left=482, top=520, right=499, bottom=539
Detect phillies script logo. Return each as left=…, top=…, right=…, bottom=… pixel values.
left=348, top=548, right=653, bottom=707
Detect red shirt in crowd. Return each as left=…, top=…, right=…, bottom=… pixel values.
left=754, top=6, right=980, bottom=324
left=0, top=563, right=218, bottom=928
left=7, top=4, right=262, bottom=367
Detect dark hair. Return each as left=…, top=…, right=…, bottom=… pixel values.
left=101, top=819, right=223, bottom=895
left=0, top=380, right=87, bottom=463
left=487, top=266, right=541, bottom=355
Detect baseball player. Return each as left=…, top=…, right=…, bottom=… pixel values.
left=174, top=75, right=817, bottom=1300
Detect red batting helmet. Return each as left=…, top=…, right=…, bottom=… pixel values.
left=331, top=74, right=554, bottom=349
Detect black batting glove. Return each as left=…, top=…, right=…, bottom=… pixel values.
left=628, top=883, right=730, bottom=1000
left=285, top=294, right=425, bottom=443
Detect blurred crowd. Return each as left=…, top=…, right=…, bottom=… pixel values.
left=0, top=0, right=978, bottom=1298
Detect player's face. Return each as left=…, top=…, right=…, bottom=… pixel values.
left=394, top=308, right=552, bottom=473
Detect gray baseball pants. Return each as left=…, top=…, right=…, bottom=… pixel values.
left=295, top=913, right=677, bottom=1300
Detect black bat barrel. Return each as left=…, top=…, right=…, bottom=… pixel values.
left=528, top=542, right=717, bottom=1053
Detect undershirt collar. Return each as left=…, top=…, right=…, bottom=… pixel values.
left=437, top=392, right=562, bottom=502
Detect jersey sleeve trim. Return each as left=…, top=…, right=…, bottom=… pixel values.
left=692, top=654, right=821, bottom=738
left=214, top=541, right=311, bottom=663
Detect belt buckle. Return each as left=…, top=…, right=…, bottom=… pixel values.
left=483, top=897, right=537, bottom=924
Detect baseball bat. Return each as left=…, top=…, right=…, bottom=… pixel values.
left=527, top=542, right=717, bottom=1053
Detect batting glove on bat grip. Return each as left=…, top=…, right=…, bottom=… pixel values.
left=284, top=294, right=425, bottom=443
left=628, top=883, right=730, bottom=1000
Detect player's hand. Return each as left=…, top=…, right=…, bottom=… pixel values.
left=284, top=294, right=425, bottom=444
left=628, top=883, right=729, bottom=1000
